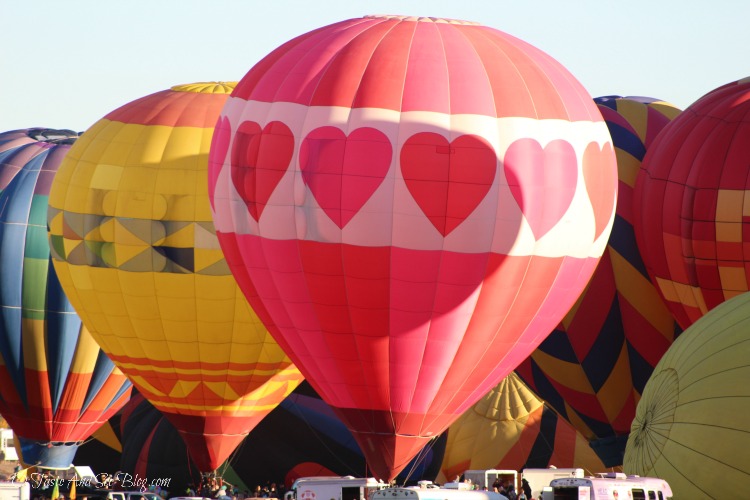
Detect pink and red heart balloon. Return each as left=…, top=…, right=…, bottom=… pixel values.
left=209, top=15, right=617, bottom=480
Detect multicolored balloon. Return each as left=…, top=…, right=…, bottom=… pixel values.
left=47, top=83, right=304, bottom=471
left=209, top=15, right=617, bottom=480
left=438, top=373, right=608, bottom=481
left=624, top=291, right=750, bottom=497
left=634, top=77, right=750, bottom=327
left=516, top=96, right=683, bottom=467
left=0, top=128, right=132, bottom=469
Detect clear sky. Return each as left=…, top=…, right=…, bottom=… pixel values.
left=2, top=0, right=746, bottom=132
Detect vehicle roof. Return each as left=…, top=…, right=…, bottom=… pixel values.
left=550, top=476, right=673, bottom=495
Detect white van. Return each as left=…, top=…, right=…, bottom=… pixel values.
left=0, top=482, right=30, bottom=500
left=547, top=473, right=673, bottom=500
left=284, top=476, right=387, bottom=500
left=521, top=468, right=584, bottom=499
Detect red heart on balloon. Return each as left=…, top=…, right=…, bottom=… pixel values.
left=300, top=126, right=392, bottom=228
left=583, top=141, right=617, bottom=240
left=230, top=120, right=294, bottom=221
left=401, top=133, right=497, bottom=236
left=504, top=138, right=578, bottom=240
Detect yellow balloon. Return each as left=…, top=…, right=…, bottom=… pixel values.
left=624, top=291, right=750, bottom=497
left=48, top=82, right=304, bottom=471
left=439, top=373, right=608, bottom=482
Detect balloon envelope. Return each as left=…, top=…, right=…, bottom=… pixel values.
left=47, top=83, right=304, bottom=471
left=516, top=96, right=683, bottom=467
left=634, top=77, right=750, bottom=328
left=624, top=291, right=750, bottom=497
left=438, top=373, right=608, bottom=482
left=209, top=15, right=617, bottom=480
left=0, top=128, right=132, bottom=469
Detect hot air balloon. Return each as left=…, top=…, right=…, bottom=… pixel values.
left=438, top=372, right=608, bottom=483
left=634, top=77, right=750, bottom=328
left=515, top=96, right=683, bottom=467
left=233, top=382, right=446, bottom=489
left=93, top=382, right=443, bottom=493
left=47, top=83, right=304, bottom=472
left=624, top=291, right=750, bottom=498
left=209, top=15, right=617, bottom=480
left=0, top=128, right=132, bottom=469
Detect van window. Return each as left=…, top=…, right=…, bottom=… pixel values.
left=632, top=489, right=645, bottom=500
left=342, top=486, right=361, bottom=500
left=551, top=487, right=578, bottom=500
left=658, top=493, right=664, bottom=500
left=648, top=491, right=657, bottom=499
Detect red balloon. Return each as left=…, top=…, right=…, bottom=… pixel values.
left=634, top=77, right=750, bottom=328
left=209, top=15, right=617, bottom=480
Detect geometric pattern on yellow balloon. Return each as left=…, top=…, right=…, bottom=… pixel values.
left=49, top=207, right=228, bottom=275
left=143, top=375, right=299, bottom=414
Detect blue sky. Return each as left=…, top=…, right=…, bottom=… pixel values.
left=2, top=0, right=746, bottom=132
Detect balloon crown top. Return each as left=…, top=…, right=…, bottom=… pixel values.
left=26, top=128, right=80, bottom=145
left=364, top=15, right=480, bottom=25
left=170, top=82, right=238, bottom=95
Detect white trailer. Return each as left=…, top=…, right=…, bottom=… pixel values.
left=546, top=473, right=672, bottom=500
left=284, top=476, right=387, bottom=500
left=521, top=468, right=583, bottom=499
left=0, top=482, right=30, bottom=500
left=0, top=429, right=18, bottom=461
left=373, top=486, right=507, bottom=500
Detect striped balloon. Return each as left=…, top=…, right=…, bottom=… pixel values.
left=0, top=128, right=132, bottom=469
left=438, top=373, right=608, bottom=481
left=515, top=97, right=682, bottom=467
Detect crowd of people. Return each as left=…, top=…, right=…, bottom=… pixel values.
left=489, top=477, right=531, bottom=500
left=188, top=477, right=285, bottom=500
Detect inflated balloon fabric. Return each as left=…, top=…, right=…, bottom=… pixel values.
left=624, top=291, right=750, bottom=498
left=47, top=83, right=303, bottom=471
left=634, top=77, right=750, bottom=328
left=0, top=128, right=132, bottom=469
left=209, top=15, right=617, bottom=480
left=439, top=373, right=607, bottom=480
left=516, top=96, right=683, bottom=467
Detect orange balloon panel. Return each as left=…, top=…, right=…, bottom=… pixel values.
left=48, top=82, right=303, bottom=471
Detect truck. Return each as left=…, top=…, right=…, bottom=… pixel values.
left=520, top=468, right=584, bottom=499
left=0, top=482, right=30, bottom=500
left=373, top=484, right=507, bottom=500
left=461, top=470, right=518, bottom=493
left=546, top=472, right=673, bottom=500
left=283, top=476, right=387, bottom=500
